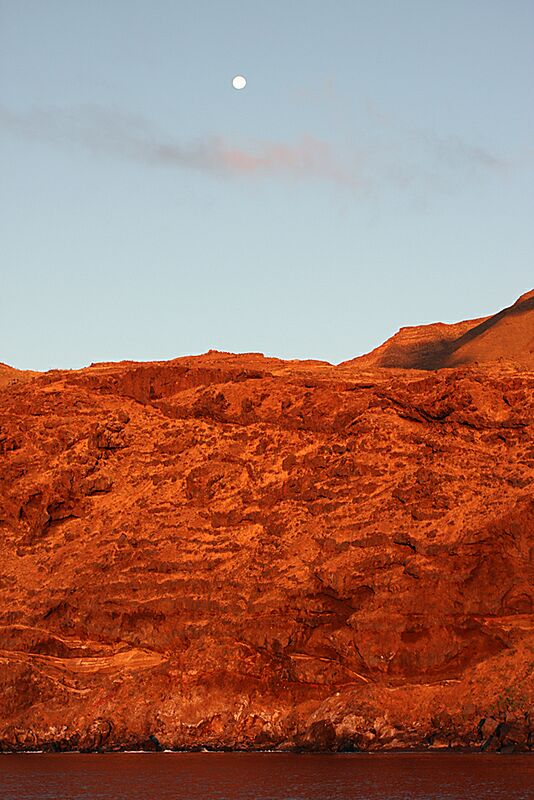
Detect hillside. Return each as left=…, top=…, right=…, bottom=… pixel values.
left=0, top=302, right=533, bottom=753
left=342, top=289, right=534, bottom=370
left=0, top=363, right=38, bottom=390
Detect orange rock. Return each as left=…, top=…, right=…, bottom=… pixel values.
left=342, top=289, right=534, bottom=370
left=0, top=293, right=533, bottom=752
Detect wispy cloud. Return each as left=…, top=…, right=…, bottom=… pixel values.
left=0, top=102, right=513, bottom=193
left=0, top=105, right=361, bottom=187
left=363, top=99, right=509, bottom=172
left=427, top=135, right=508, bottom=171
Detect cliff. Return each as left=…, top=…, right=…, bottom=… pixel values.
left=341, top=289, right=534, bottom=370
left=0, top=293, right=533, bottom=753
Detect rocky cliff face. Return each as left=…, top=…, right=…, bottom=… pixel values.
left=0, top=295, right=533, bottom=753
left=342, top=289, right=534, bottom=370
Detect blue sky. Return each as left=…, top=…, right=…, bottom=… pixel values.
left=1, top=0, right=533, bottom=370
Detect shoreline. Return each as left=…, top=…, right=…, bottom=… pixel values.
left=2, top=745, right=532, bottom=755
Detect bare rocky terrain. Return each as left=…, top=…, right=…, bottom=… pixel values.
left=342, top=289, right=534, bottom=370
left=0, top=291, right=532, bottom=752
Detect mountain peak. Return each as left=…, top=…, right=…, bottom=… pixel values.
left=342, top=289, right=534, bottom=370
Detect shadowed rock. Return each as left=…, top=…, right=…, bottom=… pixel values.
left=342, top=289, right=534, bottom=370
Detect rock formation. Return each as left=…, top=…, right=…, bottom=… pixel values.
left=0, top=292, right=532, bottom=752
left=0, top=363, right=37, bottom=391
left=342, top=289, right=534, bottom=370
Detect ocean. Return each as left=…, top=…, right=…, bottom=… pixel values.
left=0, top=752, right=532, bottom=799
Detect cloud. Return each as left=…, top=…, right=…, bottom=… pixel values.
left=0, top=102, right=514, bottom=195
left=363, top=99, right=509, bottom=172
left=157, top=134, right=361, bottom=187
left=433, top=137, right=508, bottom=170
left=0, top=105, right=361, bottom=187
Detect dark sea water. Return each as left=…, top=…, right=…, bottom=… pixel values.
left=0, top=752, right=532, bottom=800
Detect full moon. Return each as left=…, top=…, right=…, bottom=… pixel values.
left=232, top=75, right=247, bottom=90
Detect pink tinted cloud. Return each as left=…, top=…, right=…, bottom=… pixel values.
left=208, top=135, right=356, bottom=185
left=0, top=105, right=357, bottom=187
left=150, top=133, right=358, bottom=186
left=0, top=103, right=513, bottom=193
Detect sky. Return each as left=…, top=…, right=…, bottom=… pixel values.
left=1, top=0, right=533, bottom=370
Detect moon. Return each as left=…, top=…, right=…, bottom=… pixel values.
left=232, top=75, right=247, bottom=90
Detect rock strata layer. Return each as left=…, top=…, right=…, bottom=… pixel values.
left=0, top=294, right=533, bottom=752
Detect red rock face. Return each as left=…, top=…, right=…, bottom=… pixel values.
left=0, top=295, right=533, bottom=753
left=343, top=289, right=534, bottom=370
